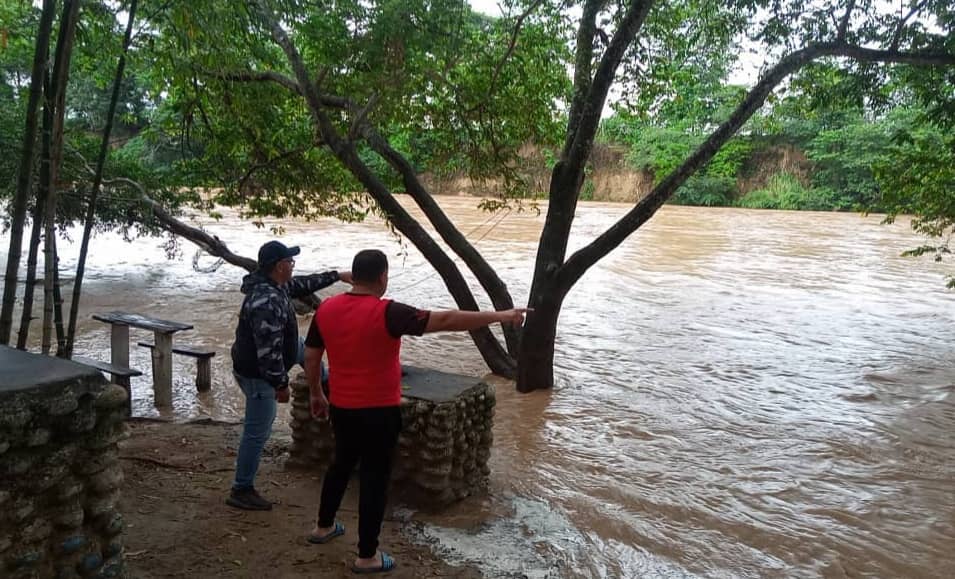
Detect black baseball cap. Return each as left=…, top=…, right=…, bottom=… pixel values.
left=257, top=240, right=300, bottom=269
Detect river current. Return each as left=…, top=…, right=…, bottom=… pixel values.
left=3, top=197, right=953, bottom=578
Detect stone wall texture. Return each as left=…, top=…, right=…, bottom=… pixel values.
left=286, top=370, right=495, bottom=508
left=1, top=349, right=128, bottom=579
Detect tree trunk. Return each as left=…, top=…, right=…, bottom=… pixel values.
left=515, top=289, right=563, bottom=392
left=40, top=0, right=81, bottom=355
left=52, top=235, right=66, bottom=355
left=522, top=44, right=955, bottom=394
left=515, top=3, right=654, bottom=391
left=41, top=214, right=55, bottom=355
left=16, top=74, right=54, bottom=350
left=0, top=0, right=56, bottom=345
left=17, top=205, right=44, bottom=350
left=65, top=0, right=139, bottom=358
left=516, top=165, right=583, bottom=390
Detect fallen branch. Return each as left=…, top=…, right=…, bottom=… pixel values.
left=120, top=454, right=234, bottom=473
left=127, top=416, right=242, bottom=426
left=108, top=177, right=258, bottom=272
left=64, top=148, right=327, bottom=311
left=119, top=455, right=197, bottom=471
left=116, top=180, right=324, bottom=312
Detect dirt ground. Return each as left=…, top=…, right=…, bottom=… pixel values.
left=119, top=419, right=483, bottom=578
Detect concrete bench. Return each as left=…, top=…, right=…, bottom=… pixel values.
left=72, top=355, right=142, bottom=415
left=137, top=342, right=216, bottom=391
left=72, top=355, right=142, bottom=383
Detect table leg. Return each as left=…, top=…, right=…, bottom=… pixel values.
left=107, top=324, right=132, bottom=415
left=196, top=358, right=212, bottom=392
left=109, top=324, right=130, bottom=385
left=152, top=332, right=173, bottom=407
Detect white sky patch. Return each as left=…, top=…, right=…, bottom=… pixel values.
left=469, top=0, right=507, bottom=17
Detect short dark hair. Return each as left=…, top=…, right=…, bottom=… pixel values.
left=352, top=249, right=388, bottom=283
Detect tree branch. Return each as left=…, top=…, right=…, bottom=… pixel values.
left=833, top=45, right=955, bottom=67
left=251, top=0, right=517, bottom=375
left=530, top=0, right=655, bottom=291
left=556, top=43, right=955, bottom=294
left=358, top=124, right=522, bottom=355
left=104, top=177, right=258, bottom=272
left=205, top=67, right=363, bottom=116
left=347, top=93, right=378, bottom=142
left=837, top=0, right=856, bottom=41
left=563, top=0, right=603, bottom=152
left=890, top=0, right=931, bottom=51
left=205, top=69, right=303, bottom=95
left=495, top=0, right=544, bottom=84
left=237, top=145, right=312, bottom=195
left=70, top=139, right=335, bottom=318
left=565, top=0, right=655, bottom=175
left=67, top=146, right=256, bottom=271
left=97, top=176, right=324, bottom=312
left=420, top=69, right=487, bottom=179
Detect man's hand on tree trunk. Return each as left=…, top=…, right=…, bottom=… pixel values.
left=499, top=308, right=532, bottom=326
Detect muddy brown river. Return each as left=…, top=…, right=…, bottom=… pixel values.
left=3, top=197, right=953, bottom=578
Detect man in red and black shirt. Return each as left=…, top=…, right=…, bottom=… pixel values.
left=302, top=249, right=527, bottom=574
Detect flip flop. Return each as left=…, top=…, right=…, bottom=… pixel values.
left=307, top=521, right=345, bottom=544
left=351, top=551, right=397, bottom=574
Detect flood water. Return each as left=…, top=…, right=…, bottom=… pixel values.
left=2, top=197, right=954, bottom=578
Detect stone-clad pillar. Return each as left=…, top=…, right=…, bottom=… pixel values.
left=0, top=346, right=128, bottom=579
left=286, top=365, right=495, bottom=508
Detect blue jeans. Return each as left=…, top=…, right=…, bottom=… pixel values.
left=232, top=374, right=278, bottom=491
left=232, top=339, right=325, bottom=490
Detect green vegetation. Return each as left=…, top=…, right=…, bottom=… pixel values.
left=598, top=105, right=951, bottom=213
left=737, top=173, right=816, bottom=210
left=876, top=116, right=955, bottom=286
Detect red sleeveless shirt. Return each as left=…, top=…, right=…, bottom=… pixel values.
left=312, top=293, right=428, bottom=408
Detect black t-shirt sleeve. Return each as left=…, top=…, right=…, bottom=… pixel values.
left=304, top=313, right=324, bottom=348
left=385, top=301, right=430, bottom=338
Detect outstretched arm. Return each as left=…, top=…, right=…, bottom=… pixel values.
left=286, top=270, right=352, bottom=298
left=424, top=308, right=529, bottom=333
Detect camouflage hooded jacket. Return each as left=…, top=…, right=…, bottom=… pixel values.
left=231, top=270, right=340, bottom=388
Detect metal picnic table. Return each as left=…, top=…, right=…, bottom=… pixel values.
left=92, top=311, right=193, bottom=407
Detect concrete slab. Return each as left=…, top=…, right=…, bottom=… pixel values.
left=0, top=345, right=103, bottom=394
left=401, top=365, right=484, bottom=403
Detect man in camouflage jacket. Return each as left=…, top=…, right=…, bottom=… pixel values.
left=227, top=240, right=352, bottom=511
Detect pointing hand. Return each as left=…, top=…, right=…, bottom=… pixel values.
left=500, top=308, right=532, bottom=326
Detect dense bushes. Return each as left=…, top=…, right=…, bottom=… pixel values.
left=598, top=106, right=945, bottom=212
